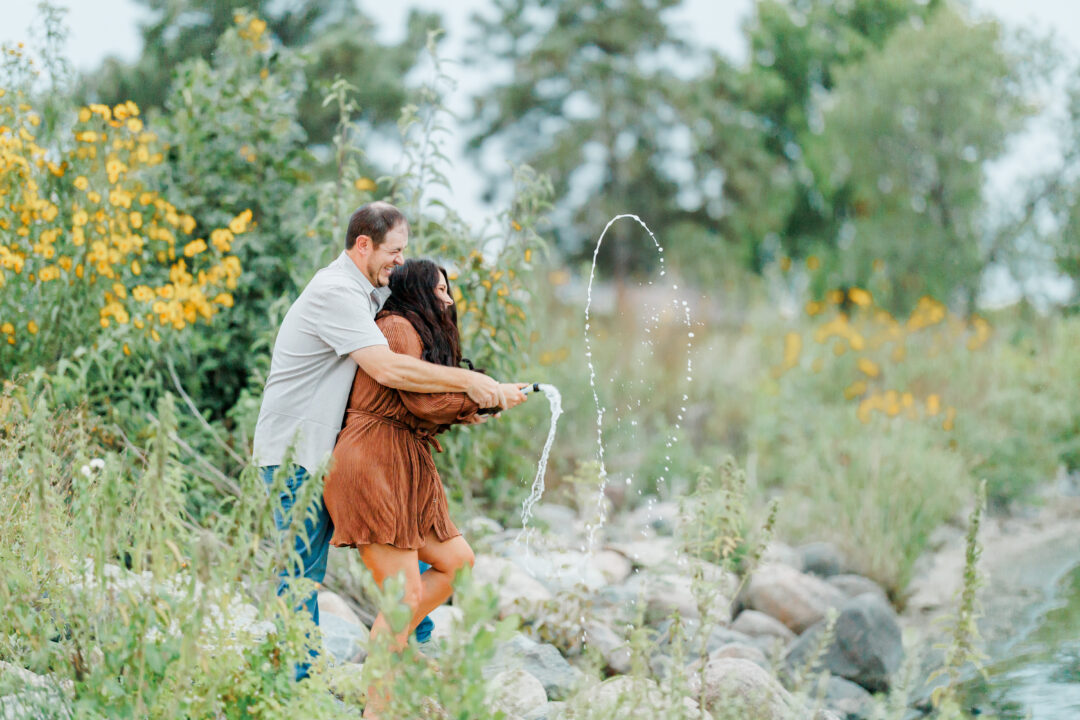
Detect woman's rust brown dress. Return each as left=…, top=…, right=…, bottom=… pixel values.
left=323, top=313, right=479, bottom=550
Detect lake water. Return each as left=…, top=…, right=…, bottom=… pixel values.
left=961, top=562, right=1080, bottom=718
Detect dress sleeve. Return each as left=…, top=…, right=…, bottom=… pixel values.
left=377, top=315, right=481, bottom=424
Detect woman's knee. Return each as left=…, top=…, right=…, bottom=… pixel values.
left=425, top=537, right=474, bottom=574
left=450, top=541, right=475, bottom=573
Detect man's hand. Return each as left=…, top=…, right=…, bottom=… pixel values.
left=465, top=371, right=501, bottom=408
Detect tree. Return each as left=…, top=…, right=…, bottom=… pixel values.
left=82, top=0, right=439, bottom=146
left=808, top=8, right=1032, bottom=311
left=740, top=0, right=942, bottom=266
left=467, top=0, right=694, bottom=281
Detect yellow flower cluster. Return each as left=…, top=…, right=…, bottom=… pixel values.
left=856, top=390, right=956, bottom=430
left=774, top=288, right=993, bottom=431
left=0, top=90, right=248, bottom=353
left=234, top=12, right=270, bottom=52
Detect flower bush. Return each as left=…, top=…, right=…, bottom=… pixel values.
left=0, top=52, right=248, bottom=378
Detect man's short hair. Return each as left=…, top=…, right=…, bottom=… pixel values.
left=345, top=202, right=407, bottom=250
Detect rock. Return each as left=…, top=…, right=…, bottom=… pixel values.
left=324, top=660, right=366, bottom=705
left=626, top=500, right=682, bottom=536
left=625, top=571, right=728, bottom=624
left=761, top=541, right=803, bottom=570
left=591, top=550, right=632, bottom=585
left=523, top=701, right=565, bottom=720
left=605, top=537, right=678, bottom=570
left=743, top=564, right=847, bottom=633
left=657, top=618, right=751, bottom=654
left=487, top=669, right=547, bottom=717
left=824, top=675, right=875, bottom=719
left=571, top=675, right=704, bottom=719
left=709, top=642, right=770, bottom=668
left=320, top=612, right=369, bottom=664
left=318, top=590, right=365, bottom=627
left=463, top=515, right=504, bottom=538
left=508, top=551, right=606, bottom=593
left=785, top=593, right=903, bottom=693
left=827, top=574, right=888, bottom=603
left=473, top=555, right=553, bottom=618
left=530, top=504, right=578, bottom=532
left=489, top=633, right=583, bottom=701
left=0, top=662, right=73, bottom=719
left=816, top=711, right=844, bottom=720
left=583, top=621, right=632, bottom=674
left=426, top=604, right=464, bottom=643
left=686, top=657, right=798, bottom=719
left=731, top=610, right=797, bottom=643
left=799, top=542, right=848, bottom=577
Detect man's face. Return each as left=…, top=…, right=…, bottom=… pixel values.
left=365, top=222, right=408, bottom=287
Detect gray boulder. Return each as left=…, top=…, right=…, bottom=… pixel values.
left=569, top=675, right=705, bottom=719
left=827, top=574, right=888, bottom=603
left=785, top=593, right=903, bottom=693
left=605, top=537, right=677, bottom=570
left=487, top=669, right=548, bottom=717
left=320, top=612, right=369, bottom=664
left=524, top=701, right=566, bottom=720
left=508, top=550, right=606, bottom=593
left=731, top=610, right=797, bottom=643
left=743, top=564, right=847, bottom=633
left=824, top=675, right=875, bottom=719
left=799, top=542, right=848, bottom=577
left=489, top=633, right=583, bottom=701
left=686, top=657, right=799, bottom=719
left=591, top=550, right=633, bottom=585
left=472, top=555, right=553, bottom=618
left=583, top=621, right=632, bottom=674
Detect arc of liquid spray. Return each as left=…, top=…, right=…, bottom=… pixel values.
left=583, top=214, right=668, bottom=550
left=519, top=383, right=563, bottom=535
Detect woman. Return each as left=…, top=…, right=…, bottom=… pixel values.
left=323, top=259, right=525, bottom=668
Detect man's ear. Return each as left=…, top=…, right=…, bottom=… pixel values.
left=353, top=234, right=372, bottom=254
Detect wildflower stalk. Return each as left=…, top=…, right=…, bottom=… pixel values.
left=928, top=479, right=988, bottom=717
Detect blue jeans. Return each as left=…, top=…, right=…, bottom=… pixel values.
left=261, top=465, right=434, bottom=677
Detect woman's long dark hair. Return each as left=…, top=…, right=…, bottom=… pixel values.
left=378, top=259, right=462, bottom=367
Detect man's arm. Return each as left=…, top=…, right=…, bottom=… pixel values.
left=350, top=344, right=507, bottom=408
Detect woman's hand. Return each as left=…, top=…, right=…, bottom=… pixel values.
left=499, top=383, right=530, bottom=411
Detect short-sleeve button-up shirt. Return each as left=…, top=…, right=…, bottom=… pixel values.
left=253, top=251, right=390, bottom=472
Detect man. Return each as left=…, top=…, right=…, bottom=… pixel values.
left=253, top=201, right=520, bottom=676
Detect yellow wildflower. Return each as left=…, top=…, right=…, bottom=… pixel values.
left=354, top=177, right=376, bottom=192
left=184, top=239, right=207, bottom=257
left=856, top=357, right=880, bottom=378
left=844, top=380, right=867, bottom=400
left=848, top=287, right=872, bottom=306
left=228, top=209, right=252, bottom=234
left=27, top=320, right=38, bottom=335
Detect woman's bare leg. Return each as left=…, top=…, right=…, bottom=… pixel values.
left=416, top=533, right=475, bottom=620
left=358, top=544, right=421, bottom=720
left=359, top=543, right=424, bottom=649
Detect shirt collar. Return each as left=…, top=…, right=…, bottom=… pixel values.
left=336, top=251, right=377, bottom=296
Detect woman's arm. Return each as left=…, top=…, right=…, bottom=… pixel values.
left=376, top=315, right=483, bottom=425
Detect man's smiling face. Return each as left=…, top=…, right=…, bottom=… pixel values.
left=364, top=221, right=408, bottom=287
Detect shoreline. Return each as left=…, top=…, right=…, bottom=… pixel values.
left=902, top=485, right=1080, bottom=651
